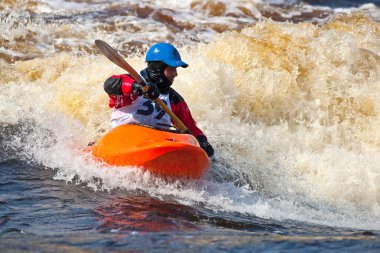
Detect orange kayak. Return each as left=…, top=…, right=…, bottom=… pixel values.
left=88, top=124, right=210, bottom=179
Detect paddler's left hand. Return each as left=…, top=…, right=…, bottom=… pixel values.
left=197, top=136, right=214, bottom=157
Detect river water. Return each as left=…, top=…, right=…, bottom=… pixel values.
left=1, top=0, right=379, bottom=252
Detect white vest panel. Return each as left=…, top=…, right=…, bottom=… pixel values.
left=110, top=93, right=172, bottom=130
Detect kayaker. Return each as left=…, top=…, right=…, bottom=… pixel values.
left=103, top=43, right=214, bottom=157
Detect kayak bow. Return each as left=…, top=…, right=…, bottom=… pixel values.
left=89, top=124, right=210, bottom=179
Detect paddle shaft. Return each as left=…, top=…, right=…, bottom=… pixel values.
left=95, top=40, right=190, bottom=134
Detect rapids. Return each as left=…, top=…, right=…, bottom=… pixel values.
left=0, top=1, right=379, bottom=251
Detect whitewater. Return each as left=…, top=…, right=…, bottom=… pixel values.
left=0, top=0, right=379, bottom=252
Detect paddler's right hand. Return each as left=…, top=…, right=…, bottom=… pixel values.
left=132, top=81, right=160, bottom=100
left=196, top=135, right=215, bottom=157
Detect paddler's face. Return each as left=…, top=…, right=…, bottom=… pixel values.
left=164, top=66, right=178, bottom=83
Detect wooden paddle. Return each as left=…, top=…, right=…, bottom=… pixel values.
left=95, top=39, right=190, bottom=134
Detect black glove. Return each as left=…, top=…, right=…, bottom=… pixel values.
left=196, top=135, right=214, bottom=157
left=132, top=81, right=160, bottom=100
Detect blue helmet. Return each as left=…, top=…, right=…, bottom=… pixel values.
left=145, top=43, right=188, bottom=68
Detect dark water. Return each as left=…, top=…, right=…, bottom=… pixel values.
left=304, top=0, right=380, bottom=8
left=1, top=161, right=379, bottom=252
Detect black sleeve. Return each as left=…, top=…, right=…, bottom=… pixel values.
left=168, top=87, right=184, bottom=104
left=104, top=76, right=123, bottom=95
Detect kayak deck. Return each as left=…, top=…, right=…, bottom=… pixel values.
left=89, top=124, right=210, bottom=179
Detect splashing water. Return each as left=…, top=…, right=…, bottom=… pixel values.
left=1, top=1, right=379, bottom=234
